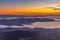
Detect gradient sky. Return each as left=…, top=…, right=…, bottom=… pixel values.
left=0, top=0, right=60, bottom=14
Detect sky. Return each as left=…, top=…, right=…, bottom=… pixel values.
left=0, top=0, right=60, bottom=15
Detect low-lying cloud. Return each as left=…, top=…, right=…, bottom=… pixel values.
left=0, top=22, right=60, bottom=29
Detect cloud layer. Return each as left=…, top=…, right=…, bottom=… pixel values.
left=45, top=5, right=60, bottom=10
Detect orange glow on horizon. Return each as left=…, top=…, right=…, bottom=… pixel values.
left=0, top=9, right=60, bottom=15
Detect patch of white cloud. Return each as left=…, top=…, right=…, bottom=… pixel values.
left=0, top=17, right=20, bottom=20
left=0, top=22, right=60, bottom=29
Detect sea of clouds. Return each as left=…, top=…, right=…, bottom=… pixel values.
left=0, top=22, right=60, bottom=29
left=0, top=16, right=60, bottom=29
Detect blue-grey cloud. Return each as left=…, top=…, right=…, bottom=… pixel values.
left=45, top=6, right=60, bottom=10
